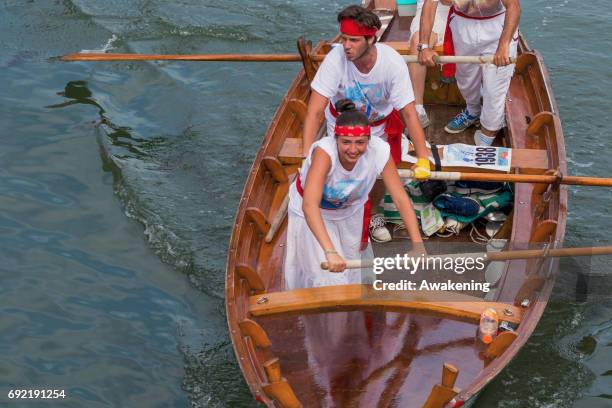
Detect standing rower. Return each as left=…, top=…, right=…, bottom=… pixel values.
left=285, top=100, right=423, bottom=290
left=408, top=0, right=451, bottom=128
left=302, top=4, right=431, bottom=243
left=418, top=0, right=521, bottom=145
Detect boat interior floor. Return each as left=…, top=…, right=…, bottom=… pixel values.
left=417, top=103, right=507, bottom=153
left=422, top=104, right=477, bottom=147
left=258, top=310, right=487, bottom=408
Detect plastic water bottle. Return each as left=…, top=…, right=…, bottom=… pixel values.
left=478, top=308, right=499, bottom=344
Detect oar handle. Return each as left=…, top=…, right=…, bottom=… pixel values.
left=403, top=55, right=517, bottom=64
left=398, top=169, right=461, bottom=181
left=320, top=260, right=370, bottom=270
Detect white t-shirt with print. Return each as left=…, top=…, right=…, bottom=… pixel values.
left=311, top=43, right=414, bottom=139
left=288, top=136, right=390, bottom=221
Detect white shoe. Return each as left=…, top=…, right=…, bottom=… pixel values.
left=417, top=110, right=431, bottom=128
left=474, top=129, right=496, bottom=146
left=369, top=214, right=392, bottom=243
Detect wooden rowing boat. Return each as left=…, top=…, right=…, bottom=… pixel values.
left=225, top=2, right=566, bottom=406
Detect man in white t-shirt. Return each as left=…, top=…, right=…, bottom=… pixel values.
left=302, top=5, right=430, bottom=243
left=418, top=0, right=521, bottom=146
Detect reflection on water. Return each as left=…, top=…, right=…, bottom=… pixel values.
left=48, top=80, right=169, bottom=160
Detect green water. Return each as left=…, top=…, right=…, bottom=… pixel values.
left=0, top=1, right=610, bottom=406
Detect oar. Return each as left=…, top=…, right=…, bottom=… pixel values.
left=60, top=53, right=305, bottom=62
left=406, top=55, right=517, bottom=64
left=320, top=245, right=612, bottom=270
left=397, top=169, right=612, bottom=187
left=60, top=52, right=516, bottom=64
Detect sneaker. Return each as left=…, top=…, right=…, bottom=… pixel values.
left=417, top=110, right=431, bottom=128
left=433, top=193, right=481, bottom=217
left=369, top=214, right=392, bottom=243
left=454, top=180, right=504, bottom=195
left=474, top=129, right=496, bottom=146
left=444, top=109, right=480, bottom=134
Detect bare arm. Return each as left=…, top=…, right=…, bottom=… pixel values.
left=495, top=0, right=521, bottom=66
left=419, top=0, right=438, bottom=47
left=380, top=158, right=423, bottom=244
left=418, top=0, right=439, bottom=66
left=302, top=90, right=329, bottom=157
left=302, top=148, right=346, bottom=271
left=399, top=102, right=428, bottom=159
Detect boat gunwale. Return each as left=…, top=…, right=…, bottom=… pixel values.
left=225, top=66, right=310, bottom=404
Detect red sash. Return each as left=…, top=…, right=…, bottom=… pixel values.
left=296, top=173, right=371, bottom=251
left=442, top=6, right=506, bottom=79
left=329, top=102, right=403, bottom=164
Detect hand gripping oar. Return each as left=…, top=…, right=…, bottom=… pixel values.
left=397, top=169, right=612, bottom=187
left=320, top=246, right=612, bottom=270
left=60, top=53, right=516, bottom=65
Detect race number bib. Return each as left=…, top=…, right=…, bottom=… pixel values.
left=442, top=144, right=512, bottom=172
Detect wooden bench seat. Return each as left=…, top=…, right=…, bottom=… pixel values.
left=249, top=284, right=523, bottom=325
left=279, top=137, right=550, bottom=173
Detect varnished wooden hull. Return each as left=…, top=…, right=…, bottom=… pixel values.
left=225, top=5, right=566, bottom=407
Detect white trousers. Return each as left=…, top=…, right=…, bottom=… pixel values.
left=284, top=207, right=371, bottom=290
left=450, top=13, right=518, bottom=131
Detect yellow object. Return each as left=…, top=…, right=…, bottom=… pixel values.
left=414, top=157, right=431, bottom=180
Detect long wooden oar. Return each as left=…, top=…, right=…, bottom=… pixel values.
left=321, top=245, right=612, bottom=270
left=60, top=52, right=516, bottom=65
left=398, top=169, right=612, bottom=187
left=61, top=53, right=305, bottom=62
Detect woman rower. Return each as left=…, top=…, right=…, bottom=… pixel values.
left=284, top=99, right=424, bottom=290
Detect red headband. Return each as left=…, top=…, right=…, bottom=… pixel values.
left=339, top=18, right=378, bottom=37
left=335, top=125, right=371, bottom=137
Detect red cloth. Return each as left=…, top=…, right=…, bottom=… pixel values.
left=339, top=18, right=378, bottom=37
left=442, top=6, right=506, bottom=79
left=334, top=124, right=371, bottom=137
left=361, top=198, right=372, bottom=251
left=380, top=109, right=404, bottom=165
left=329, top=102, right=403, bottom=164
left=442, top=5, right=457, bottom=79
left=296, top=171, right=371, bottom=251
